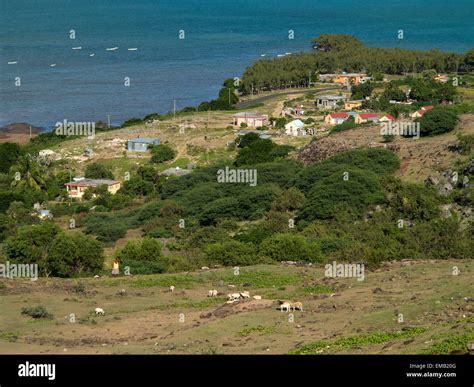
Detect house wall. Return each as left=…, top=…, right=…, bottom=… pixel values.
left=67, top=183, right=121, bottom=199
left=128, top=142, right=150, bottom=152
left=235, top=117, right=267, bottom=128
left=107, top=183, right=121, bottom=195
left=345, top=102, right=362, bottom=110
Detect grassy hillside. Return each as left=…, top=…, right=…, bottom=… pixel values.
left=0, top=260, right=472, bottom=354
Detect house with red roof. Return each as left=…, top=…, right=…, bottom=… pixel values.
left=324, top=112, right=349, bottom=125
left=355, top=113, right=379, bottom=124
left=379, top=114, right=396, bottom=122
left=411, top=105, right=434, bottom=118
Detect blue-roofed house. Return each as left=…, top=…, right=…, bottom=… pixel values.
left=127, top=137, right=161, bottom=152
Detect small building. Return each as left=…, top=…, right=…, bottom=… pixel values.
left=285, top=119, right=306, bottom=136
left=379, top=114, right=396, bottom=122
left=324, top=112, right=349, bottom=125
left=355, top=113, right=379, bottom=124
left=344, top=100, right=364, bottom=110
left=316, top=95, right=348, bottom=110
left=294, top=105, right=305, bottom=115
left=37, top=209, right=53, bottom=220
left=333, top=73, right=368, bottom=86
left=434, top=74, right=450, bottom=83
left=233, top=112, right=268, bottom=128
left=127, top=137, right=161, bottom=152
left=410, top=105, right=434, bottom=118
left=65, top=178, right=121, bottom=199
left=160, top=167, right=192, bottom=177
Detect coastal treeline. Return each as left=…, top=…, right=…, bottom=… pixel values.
left=240, top=34, right=473, bottom=94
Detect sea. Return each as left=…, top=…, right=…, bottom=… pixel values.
left=0, top=0, right=473, bottom=129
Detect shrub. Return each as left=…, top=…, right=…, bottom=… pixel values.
left=204, top=240, right=257, bottom=266
left=298, top=168, right=385, bottom=221
left=150, top=144, right=176, bottom=163
left=117, top=238, right=168, bottom=274
left=457, top=134, right=474, bottom=154
left=47, top=233, right=104, bottom=277
left=3, top=222, right=62, bottom=275
left=21, top=305, right=53, bottom=319
left=417, top=106, right=459, bottom=137
left=85, top=219, right=128, bottom=243
left=259, top=234, right=322, bottom=262
left=85, top=163, right=114, bottom=179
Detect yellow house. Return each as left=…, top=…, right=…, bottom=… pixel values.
left=333, top=73, right=367, bottom=86
left=65, top=178, right=121, bottom=199
left=355, top=113, right=379, bottom=124
left=344, top=100, right=364, bottom=110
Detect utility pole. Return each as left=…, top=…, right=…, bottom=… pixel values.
left=107, top=114, right=111, bottom=129
left=29, top=125, right=32, bottom=139
left=173, top=99, right=176, bottom=120
left=228, top=88, right=231, bottom=106
left=309, top=71, right=311, bottom=87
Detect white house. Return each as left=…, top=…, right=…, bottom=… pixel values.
left=285, top=119, right=306, bottom=136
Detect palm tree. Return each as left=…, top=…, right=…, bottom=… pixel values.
left=11, top=154, right=46, bottom=191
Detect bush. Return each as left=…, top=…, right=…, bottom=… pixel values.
left=85, top=163, right=114, bottom=180
left=3, top=222, right=62, bottom=275
left=150, top=144, right=176, bottom=164
left=85, top=218, right=128, bottom=243
left=298, top=168, right=385, bottom=221
left=457, top=134, right=474, bottom=154
left=48, top=233, right=104, bottom=277
left=21, top=305, right=53, bottom=319
left=204, top=240, right=257, bottom=266
left=117, top=238, right=168, bottom=274
left=417, top=106, right=459, bottom=137
left=259, top=234, right=322, bottom=262
left=235, top=139, right=293, bottom=166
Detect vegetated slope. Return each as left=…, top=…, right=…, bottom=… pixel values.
left=295, top=113, right=474, bottom=183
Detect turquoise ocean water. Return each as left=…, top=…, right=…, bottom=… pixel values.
left=0, top=0, right=473, bottom=128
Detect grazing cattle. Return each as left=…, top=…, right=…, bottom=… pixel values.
left=240, top=291, right=250, bottom=299
left=253, top=295, right=262, bottom=300
left=228, top=293, right=241, bottom=302
left=290, top=302, right=303, bottom=311
left=95, top=308, right=105, bottom=316
left=169, top=286, right=175, bottom=292
left=208, top=289, right=218, bottom=297
left=279, top=302, right=291, bottom=312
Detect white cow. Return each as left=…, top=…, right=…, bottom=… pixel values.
left=95, top=308, right=105, bottom=316
left=279, top=302, right=291, bottom=312
left=240, top=291, right=250, bottom=299
left=208, top=289, right=218, bottom=297
left=169, top=286, right=175, bottom=292
left=227, top=293, right=241, bottom=302
left=290, top=302, right=303, bottom=311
